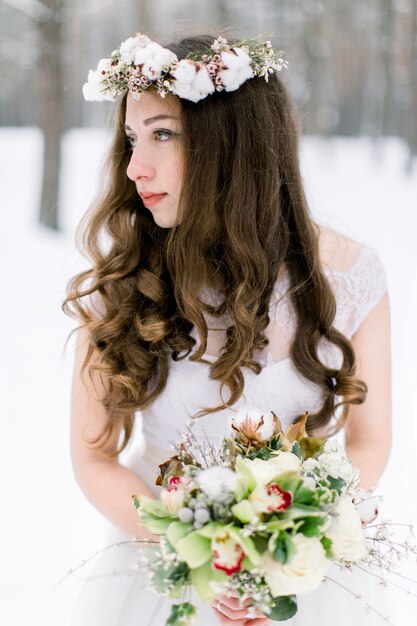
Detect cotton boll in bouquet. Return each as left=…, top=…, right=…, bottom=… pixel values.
left=133, top=407, right=417, bottom=625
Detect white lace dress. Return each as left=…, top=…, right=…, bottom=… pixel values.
left=69, top=242, right=391, bottom=626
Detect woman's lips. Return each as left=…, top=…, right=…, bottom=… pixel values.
left=141, top=193, right=167, bottom=208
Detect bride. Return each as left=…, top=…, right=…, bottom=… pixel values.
left=63, top=32, right=391, bottom=625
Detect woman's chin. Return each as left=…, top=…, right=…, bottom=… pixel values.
left=151, top=211, right=179, bottom=229
left=153, top=216, right=177, bottom=229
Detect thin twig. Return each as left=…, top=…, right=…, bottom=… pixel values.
left=324, top=575, right=394, bottom=625
left=366, top=522, right=414, bottom=530
left=366, top=537, right=416, bottom=551
left=53, top=538, right=156, bottom=589
left=353, top=563, right=417, bottom=598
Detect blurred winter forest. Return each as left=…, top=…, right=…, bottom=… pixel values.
left=1, top=0, right=417, bottom=229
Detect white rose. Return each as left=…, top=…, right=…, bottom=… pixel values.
left=198, top=466, right=238, bottom=501
left=318, top=440, right=356, bottom=482
left=303, top=457, right=320, bottom=472
left=326, top=495, right=368, bottom=561
left=171, top=60, right=215, bottom=102
left=133, top=42, right=178, bottom=80
left=82, top=69, right=115, bottom=102
left=119, top=34, right=151, bottom=63
left=242, top=453, right=301, bottom=486
left=260, top=533, right=331, bottom=596
left=231, top=405, right=275, bottom=441
left=218, top=47, right=254, bottom=92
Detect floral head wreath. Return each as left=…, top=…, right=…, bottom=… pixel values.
left=83, top=33, right=288, bottom=104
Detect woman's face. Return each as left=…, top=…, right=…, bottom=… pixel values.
left=125, top=91, right=183, bottom=228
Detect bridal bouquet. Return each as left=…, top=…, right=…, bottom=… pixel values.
left=133, top=408, right=391, bottom=625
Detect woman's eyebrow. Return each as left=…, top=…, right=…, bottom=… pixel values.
left=124, top=115, right=179, bottom=131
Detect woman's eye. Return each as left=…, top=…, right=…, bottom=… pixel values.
left=125, top=129, right=178, bottom=149
left=154, top=129, right=177, bottom=141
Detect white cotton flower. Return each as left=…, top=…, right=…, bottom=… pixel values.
left=260, top=533, right=331, bottom=596
left=97, top=57, right=112, bottom=74
left=133, top=42, right=178, bottom=80
left=82, top=69, right=115, bottom=102
left=241, top=453, right=302, bottom=486
left=171, top=60, right=215, bottom=102
left=317, top=440, right=356, bottom=482
left=326, top=495, right=368, bottom=561
left=171, top=59, right=196, bottom=84
left=218, top=47, right=254, bottom=92
left=197, top=466, right=238, bottom=501
left=231, top=405, right=276, bottom=442
left=119, top=34, right=151, bottom=63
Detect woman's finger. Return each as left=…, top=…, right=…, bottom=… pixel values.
left=216, top=592, right=252, bottom=610
left=212, top=601, right=250, bottom=620
left=211, top=604, right=247, bottom=625
left=244, top=617, right=273, bottom=625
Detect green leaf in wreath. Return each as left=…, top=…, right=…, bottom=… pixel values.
left=321, top=536, right=334, bottom=558
left=271, top=532, right=295, bottom=564
left=299, top=437, right=326, bottom=459
left=252, top=534, right=269, bottom=554
left=227, top=525, right=261, bottom=566
left=293, top=483, right=316, bottom=506
left=326, top=475, right=346, bottom=493
left=166, top=601, right=197, bottom=626
left=268, top=595, right=298, bottom=621
left=291, top=441, right=302, bottom=459
left=297, top=515, right=328, bottom=537
left=279, top=503, right=321, bottom=520
left=270, top=435, right=283, bottom=451
left=264, top=518, right=295, bottom=533
left=251, top=447, right=275, bottom=460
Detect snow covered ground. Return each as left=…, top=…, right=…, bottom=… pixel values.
left=1, top=127, right=416, bottom=625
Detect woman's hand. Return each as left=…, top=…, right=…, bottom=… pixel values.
left=210, top=591, right=273, bottom=625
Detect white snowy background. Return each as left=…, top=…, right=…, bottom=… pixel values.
left=1, top=128, right=416, bottom=625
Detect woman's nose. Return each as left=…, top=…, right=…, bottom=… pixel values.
left=126, top=149, right=156, bottom=181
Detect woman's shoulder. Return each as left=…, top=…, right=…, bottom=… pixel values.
left=315, top=224, right=388, bottom=338
left=316, top=224, right=367, bottom=272
left=316, top=224, right=386, bottom=278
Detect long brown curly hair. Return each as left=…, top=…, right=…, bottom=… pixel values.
left=62, top=33, right=367, bottom=455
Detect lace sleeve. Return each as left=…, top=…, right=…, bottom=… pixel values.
left=329, top=246, right=388, bottom=339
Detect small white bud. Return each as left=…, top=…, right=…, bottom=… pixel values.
left=178, top=507, right=194, bottom=523
left=194, top=508, right=211, bottom=524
